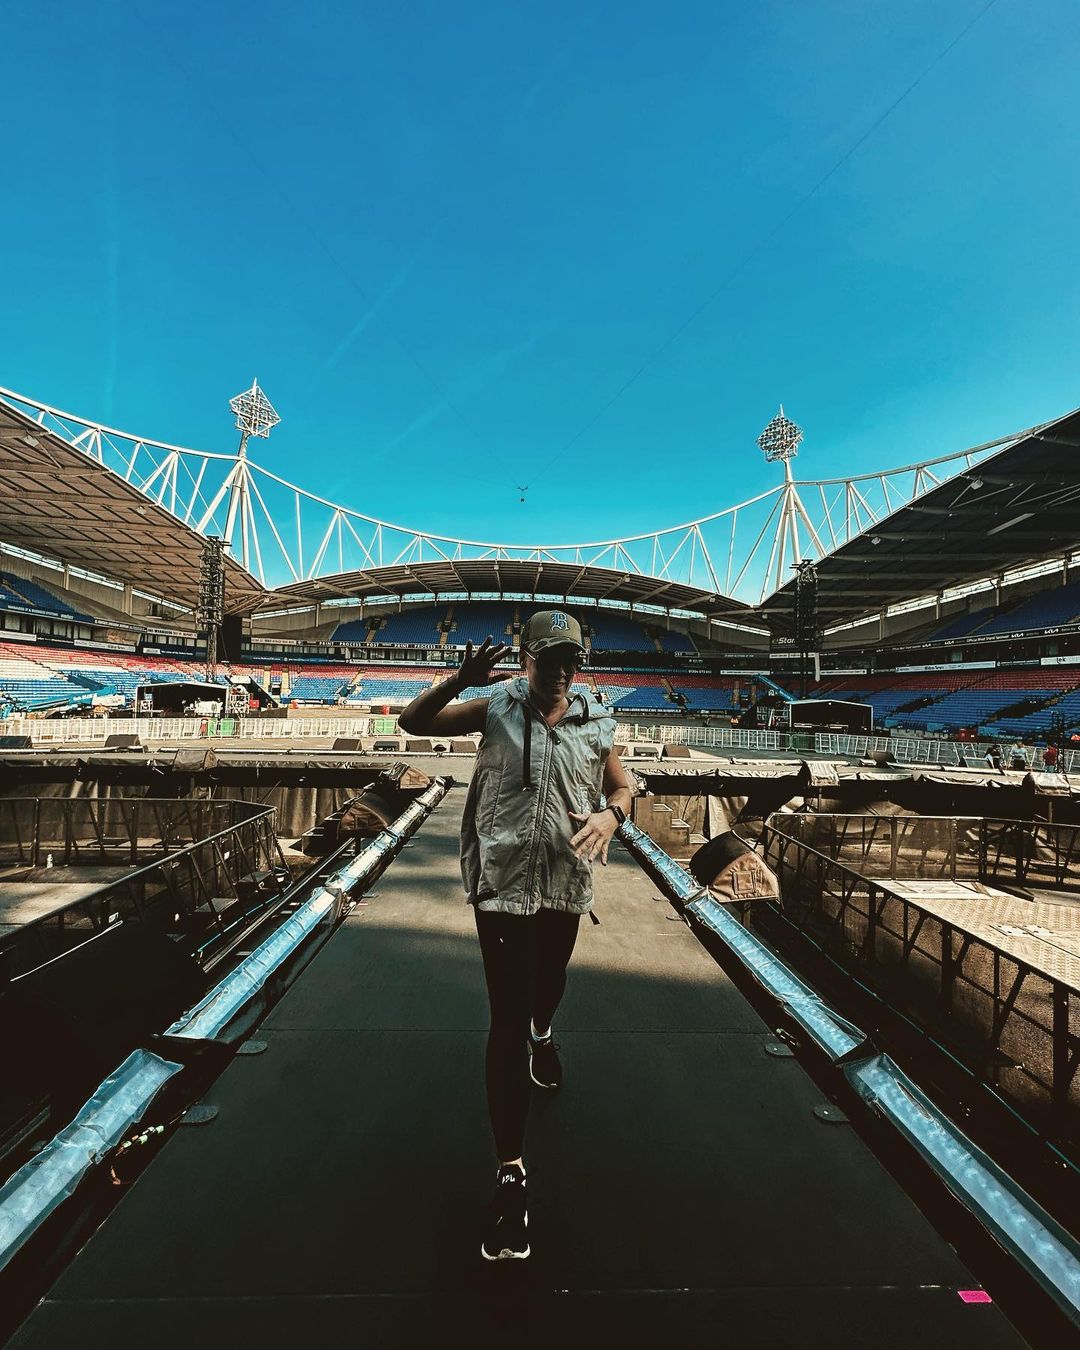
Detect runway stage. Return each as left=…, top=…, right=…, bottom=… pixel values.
left=7, top=780, right=1031, bottom=1348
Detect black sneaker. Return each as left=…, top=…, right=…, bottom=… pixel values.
left=528, top=1034, right=562, bottom=1090
left=481, top=1166, right=529, bottom=1261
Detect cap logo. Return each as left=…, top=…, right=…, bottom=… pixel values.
left=550, top=611, right=570, bottom=632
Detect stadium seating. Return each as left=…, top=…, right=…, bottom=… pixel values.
left=889, top=671, right=1073, bottom=732
left=993, top=687, right=1080, bottom=738
left=288, top=675, right=349, bottom=702
left=974, top=582, right=1080, bottom=637
left=677, top=686, right=736, bottom=711
left=926, top=607, right=996, bottom=642
left=926, top=582, right=1080, bottom=644
left=0, top=574, right=94, bottom=622
left=611, top=686, right=676, bottom=711
left=355, top=679, right=430, bottom=702
left=653, top=628, right=696, bottom=654
left=448, top=603, right=516, bottom=647
left=585, top=612, right=654, bottom=652
left=332, top=619, right=371, bottom=642
left=365, top=607, right=446, bottom=646
left=0, top=645, right=91, bottom=709
left=0, top=585, right=30, bottom=610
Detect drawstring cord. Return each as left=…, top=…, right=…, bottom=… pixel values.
left=522, top=701, right=532, bottom=788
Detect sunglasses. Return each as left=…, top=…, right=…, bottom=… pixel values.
left=525, top=646, right=585, bottom=670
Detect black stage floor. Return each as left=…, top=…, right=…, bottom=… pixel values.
left=8, top=783, right=1031, bottom=1348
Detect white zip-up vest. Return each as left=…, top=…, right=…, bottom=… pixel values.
left=460, top=678, right=617, bottom=915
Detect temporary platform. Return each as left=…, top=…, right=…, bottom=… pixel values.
left=4, top=782, right=1037, bottom=1347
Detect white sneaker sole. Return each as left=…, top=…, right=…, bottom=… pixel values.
left=483, top=1215, right=529, bottom=1263
left=481, top=1242, right=531, bottom=1261
left=481, top=1212, right=529, bottom=1261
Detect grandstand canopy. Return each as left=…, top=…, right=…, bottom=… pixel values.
left=0, top=400, right=266, bottom=615
left=268, top=559, right=759, bottom=623
left=762, top=408, right=1080, bottom=627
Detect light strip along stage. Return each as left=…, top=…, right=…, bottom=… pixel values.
left=3, top=765, right=1063, bottom=1348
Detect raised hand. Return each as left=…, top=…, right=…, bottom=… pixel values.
left=456, top=636, right=514, bottom=690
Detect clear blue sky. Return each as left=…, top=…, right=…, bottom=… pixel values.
left=3, top=0, right=1077, bottom=549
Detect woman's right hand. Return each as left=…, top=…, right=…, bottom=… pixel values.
left=455, top=637, right=514, bottom=689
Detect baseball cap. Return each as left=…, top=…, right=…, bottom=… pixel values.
left=522, top=609, right=586, bottom=654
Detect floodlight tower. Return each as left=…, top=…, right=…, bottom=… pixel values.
left=757, top=406, right=823, bottom=598
left=224, top=379, right=280, bottom=575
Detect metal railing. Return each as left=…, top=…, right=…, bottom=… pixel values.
left=766, top=811, right=1080, bottom=890
left=0, top=797, right=260, bottom=868
left=0, top=798, right=287, bottom=979
left=763, top=813, right=1079, bottom=1140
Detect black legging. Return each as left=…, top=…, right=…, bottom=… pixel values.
left=474, top=907, right=581, bottom=1161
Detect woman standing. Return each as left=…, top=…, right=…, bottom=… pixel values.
left=399, top=611, right=633, bottom=1261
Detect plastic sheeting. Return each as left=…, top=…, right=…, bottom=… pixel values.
left=0, top=1049, right=181, bottom=1270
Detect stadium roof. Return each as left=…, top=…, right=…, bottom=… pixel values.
left=0, top=400, right=265, bottom=615
left=762, top=408, right=1080, bottom=627
left=269, top=558, right=760, bottom=623
left=5, top=382, right=1079, bottom=635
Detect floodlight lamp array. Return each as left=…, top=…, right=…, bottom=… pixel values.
left=757, top=406, right=803, bottom=464
left=229, top=380, right=280, bottom=439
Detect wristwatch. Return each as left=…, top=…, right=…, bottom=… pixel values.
left=606, top=803, right=626, bottom=826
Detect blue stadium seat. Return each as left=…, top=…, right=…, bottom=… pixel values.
left=0, top=575, right=94, bottom=622
left=356, top=679, right=430, bottom=702
left=976, top=582, right=1080, bottom=637
left=449, top=603, right=516, bottom=647
left=678, top=686, right=734, bottom=710
left=289, top=675, right=349, bottom=702
left=926, top=608, right=995, bottom=641
left=333, top=619, right=370, bottom=642
left=611, top=687, right=674, bottom=711
left=655, top=629, right=696, bottom=654
left=585, top=612, right=653, bottom=653
left=369, top=608, right=445, bottom=646
left=0, top=673, right=89, bottom=709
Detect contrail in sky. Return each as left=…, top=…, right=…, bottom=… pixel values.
left=322, top=228, right=439, bottom=371
left=102, top=98, right=120, bottom=418
left=376, top=328, right=549, bottom=460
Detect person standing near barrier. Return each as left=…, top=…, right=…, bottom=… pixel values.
left=1043, top=742, right=1060, bottom=773
left=399, top=611, right=632, bottom=1262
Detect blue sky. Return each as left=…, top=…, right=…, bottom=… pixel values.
left=3, top=0, right=1078, bottom=551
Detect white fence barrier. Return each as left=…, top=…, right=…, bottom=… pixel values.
left=3, top=715, right=1077, bottom=773
left=0, top=716, right=375, bottom=744
left=614, top=722, right=1079, bottom=773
